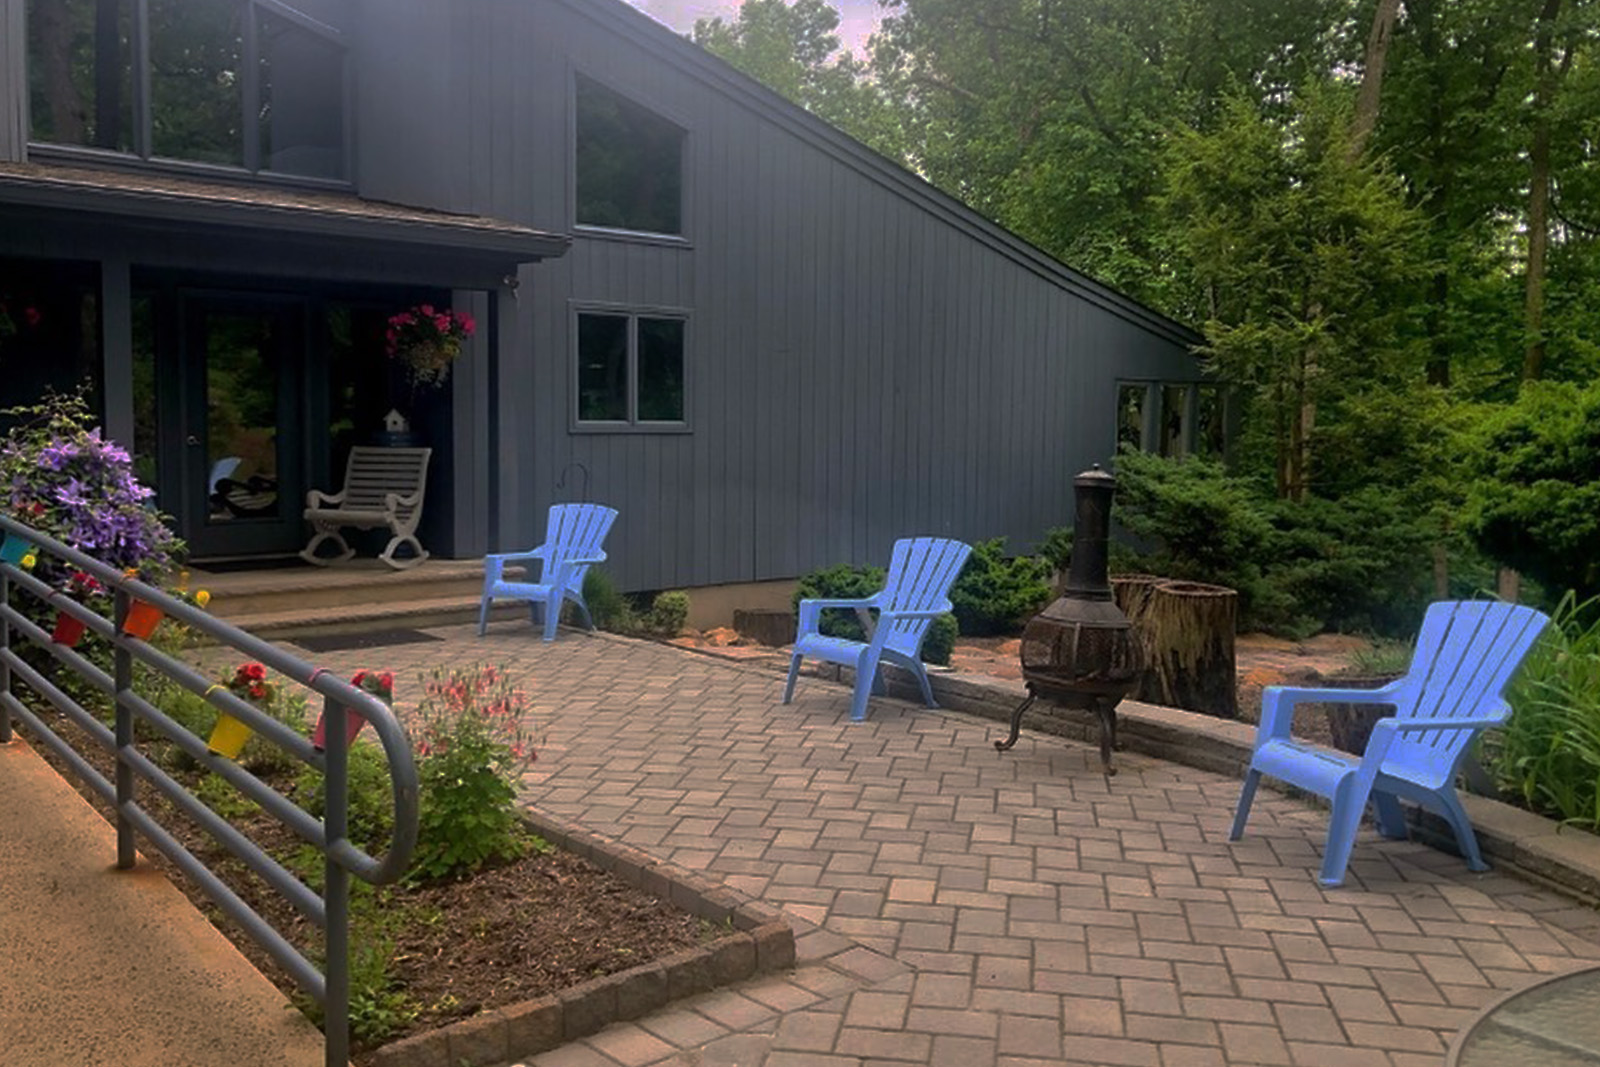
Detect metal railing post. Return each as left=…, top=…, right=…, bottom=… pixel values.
left=322, top=694, right=351, bottom=1067
left=0, top=566, right=11, bottom=744
left=114, top=587, right=136, bottom=869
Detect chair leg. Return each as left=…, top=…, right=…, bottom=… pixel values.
left=1434, top=788, right=1489, bottom=872
left=1229, top=769, right=1261, bottom=842
left=477, top=595, right=492, bottom=636
left=909, top=661, right=937, bottom=708
left=379, top=533, right=428, bottom=570
left=571, top=595, right=596, bottom=633
left=1319, top=776, right=1370, bottom=888
left=783, top=654, right=802, bottom=704
left=541, top=594, right=560, bottom=642
left=300, top=529, right=353, bottom=566
left=849, top=670, right=874, bottom=722
left=1372, top=792, right=1409, bottom=840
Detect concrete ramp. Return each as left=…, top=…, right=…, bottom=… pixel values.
left=0, top=738, right=327, bottom=1067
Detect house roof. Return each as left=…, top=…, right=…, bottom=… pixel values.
left=0, top=160, right=571, bottom=267
left=563, top=0, right=1200, bottom=350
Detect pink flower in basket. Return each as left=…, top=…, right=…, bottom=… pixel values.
left=385, top=304, right=475, bottom=389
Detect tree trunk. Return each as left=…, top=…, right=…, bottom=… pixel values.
left=1141, top=581, right=1238, bottom=719
left=1348, top=0, right=1402, bottom=161
left=1523, top=0, right=1563, bottom=383
left=32, top=2, right=87, bottom=144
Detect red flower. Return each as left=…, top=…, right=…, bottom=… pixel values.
left=241, top=663, right=266, bottom=682
left=22, top=307, right=40, bottom=327
left=248, top=683, right=267, bottom=700
left=377, top=671, right=394, bottom=692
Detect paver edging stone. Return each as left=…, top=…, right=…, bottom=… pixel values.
left=364, top=808, right=795, bottom=1067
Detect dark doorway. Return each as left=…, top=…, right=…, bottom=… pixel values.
left=180, top=294, right=307, bottom=558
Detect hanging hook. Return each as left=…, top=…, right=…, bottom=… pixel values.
left=555, top=461, right=591, bottom=502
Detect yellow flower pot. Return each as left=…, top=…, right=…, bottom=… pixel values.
left=207, top=713, right=253, bottom=759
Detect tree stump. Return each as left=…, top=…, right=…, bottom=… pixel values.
left=1142, top=581, right=1238, bottom=719
left=1111, top=574, right=1165, bottom=704
left=1322, top=675, right=1401, bottom=755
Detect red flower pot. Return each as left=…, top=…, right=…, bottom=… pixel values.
left=122, top=600, right=163, bottom=639
left=312, top=707, right=367, bottom=752
left=51, top=611, right=87, bottom=647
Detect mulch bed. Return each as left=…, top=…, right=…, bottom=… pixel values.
left=18, top=707, right=707, bottom=1060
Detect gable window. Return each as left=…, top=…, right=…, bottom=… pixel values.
left=576, top=310, right=686, bottom=427
left=1116, top=381, right=1230, bottom=459
left=574, top=74, right=684, bottom=236
left=27, top=0, right=347, bottom=181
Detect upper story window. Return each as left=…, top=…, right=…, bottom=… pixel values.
left=27, top=0, right=347, bottom=181
left=574, top=74, right=684, bottom=236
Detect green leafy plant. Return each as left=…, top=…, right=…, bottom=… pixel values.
left=1038, top=526, right=1073, bottom=576
left=947, top=538, right=1052, bottom=636
left=581, top=567, right=638, bottom=632
left=793, top=562, right=886, bottom=643
left=407, top=664, right=537, bottom=881
left=647, top=590, right=690, bottom=636
left=296, top=742, right=397, bottom=856
left=1484, top=593, right=1600, bottom=828
left=921, top=613, right=959, bottom=666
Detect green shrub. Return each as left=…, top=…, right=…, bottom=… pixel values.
left=1484, top=593, right=1600, bottom=828
left=793, top=562, right=886, bottom=642
left=581, top=568, right=637, bottom=632
left=409, top=664, right=537, bottom=881
left=948, top=538, right=1052, bottom=636
left=647, top=590, right=690, bottom=636
left=921, top=613, right=959, bottom=666
left=1038, top=526, right=1073, bottom=575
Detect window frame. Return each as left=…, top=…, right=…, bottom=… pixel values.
left=1114, top=379, right=1229, bottom=459
left=24, top=0, right=352, bottom=187
left=568, top=67, right=692, bottom=247
left=570, top=302, right=692, bottom=435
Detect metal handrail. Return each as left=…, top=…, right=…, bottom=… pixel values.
left=0, top=515, right=418, bottom=1067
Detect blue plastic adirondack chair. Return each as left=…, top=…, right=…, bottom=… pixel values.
left=477, top=503, right=618, bottom=641
left=1230, top=600, right=1551, bottom=887
left=783, top=537, right=972, bottom=723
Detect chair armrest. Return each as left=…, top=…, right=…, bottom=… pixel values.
left=797, top=595, right=876, bottom=635
left=384, top=490, right=422, bottom=512
left=306, top=488, right=345, bottom=509
left=484, top=549, right=545, bottom=584
left=1257, top=681, right=1407, bottom=743
left=879, top=605, right=953, bottom=623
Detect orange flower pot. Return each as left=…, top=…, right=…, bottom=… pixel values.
left=207, top=713, right=253, bottom=759
left=51, top=611, right=87, bottom=647
left=122, top=600, right=163, bottom=639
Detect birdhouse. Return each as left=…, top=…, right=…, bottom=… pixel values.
left=383, top=408, right=410, bottom=434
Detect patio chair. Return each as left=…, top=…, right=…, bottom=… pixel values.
left=300, top=446, right=432, bottom=570
left=783, top=537, right=972, bottom=723
left=478, top=503, right=618, bottom=641
left=1229, top=600, right=1551, bottom=887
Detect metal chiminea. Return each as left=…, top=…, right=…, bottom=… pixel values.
left=995, top=464, right=1139, bottom=775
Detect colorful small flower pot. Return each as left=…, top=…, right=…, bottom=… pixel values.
left=0, top=533, right=35, bottom=565
left=312, top=706, right=368, bottom=752
left=122, top=600, right=163, bottom=639
left=207, top=713, right=254, bottom=759
left=51, top=611, right=87, bottom=647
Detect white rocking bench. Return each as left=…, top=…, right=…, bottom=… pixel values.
left=300, top=446, right=432, bottom=570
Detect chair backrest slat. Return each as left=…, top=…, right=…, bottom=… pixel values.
left=335, top=447, right=431, bottom=517
left=879, top=537, right=972, bottom=657
left=1388, top=601, right=1550, bottom=778
left=543, top=503, right=619, bottom=594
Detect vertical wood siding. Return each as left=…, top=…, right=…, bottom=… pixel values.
left=401, top=0, right=1204, bottom=591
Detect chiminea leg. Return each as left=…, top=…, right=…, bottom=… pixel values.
left=1096, top=700, right=1119, bottom=776
left=995, top=694, right=1036, bottom=752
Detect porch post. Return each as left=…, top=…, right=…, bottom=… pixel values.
left=101, top=255, right=136, bottom=449
left=492, top=278, right=523, bottom=552
left=450, top=288, right=492, bottom=558
left=0, top=0, right=24, bottom=162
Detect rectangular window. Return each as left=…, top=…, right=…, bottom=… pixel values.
left=1116, top=384, right=1147, bottom=452
left=576, top=310, right=686, bottom=427
left=574, top=74, right=685, bottom=236
left=27, top=0, right=347, bottom=181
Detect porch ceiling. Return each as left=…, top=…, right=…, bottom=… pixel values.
left=0, top=161, right=569, bottom=286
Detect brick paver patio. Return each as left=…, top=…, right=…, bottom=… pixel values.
left=303, top=626, right=1600, bottom=1066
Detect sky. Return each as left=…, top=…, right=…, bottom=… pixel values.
left=626, top=0, right=886, bottom=57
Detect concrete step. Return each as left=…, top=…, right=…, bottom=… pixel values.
left=214, top=594, right=533, bottom=640
left=192, top=559, right=487, bottom=618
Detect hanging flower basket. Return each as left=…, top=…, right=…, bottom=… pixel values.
left=313, top=670, right=392, bottom=751
left=386, top=304, right=475, bottom=390
left=207, top=663, right=273, bottom=759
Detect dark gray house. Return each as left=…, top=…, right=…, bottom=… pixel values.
left=0, top=0, right=1206, bottom=601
